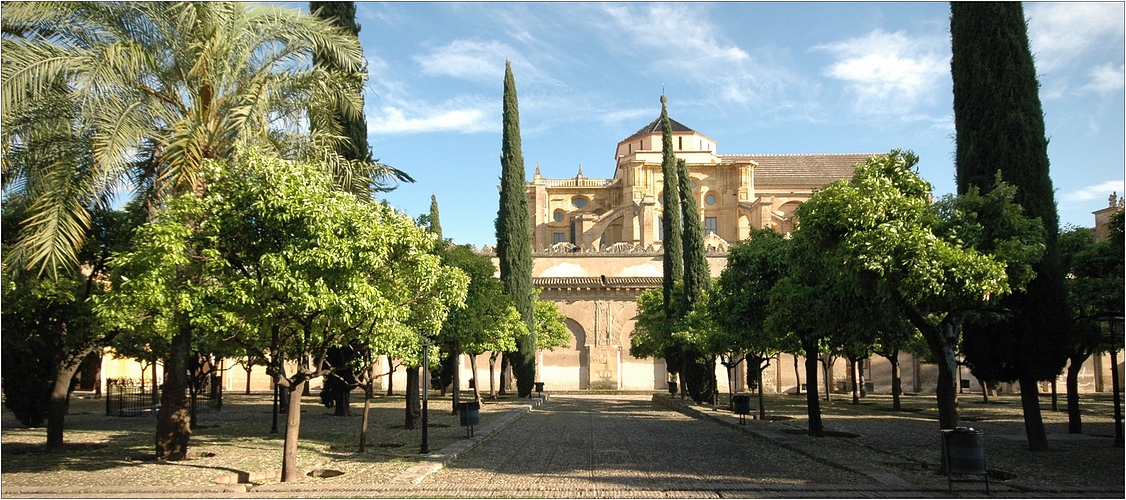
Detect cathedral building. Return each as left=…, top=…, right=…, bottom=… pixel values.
left=489, top=116, right=882, bottom=392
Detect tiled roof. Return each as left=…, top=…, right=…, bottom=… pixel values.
left=723, top=153, right=878, bottom=186
left=623, top=117, right=695, bottom=142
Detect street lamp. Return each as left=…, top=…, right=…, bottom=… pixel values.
left=1097, top=313, right=1124, bottom=448
left=420, top=334, right=431, bottom=454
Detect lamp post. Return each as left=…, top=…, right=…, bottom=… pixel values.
left=420, top=334, right=431, bottom=455
left=1098, top=313, right=1124, bottom=448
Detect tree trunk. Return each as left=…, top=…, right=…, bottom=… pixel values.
left=499, top=355, right=510, bottom=396
left=489, top=352, right=498, bottom=399
left=245, top=364, right=253, bottom=395
left=470, top=354, right=482, bottom=402
left=793, top=354, right=801, bottom=395
left=386, top=357, right=394, bottom=396
left=1066, top=354, right=1087, bottom=434
left=152, top=361, right=160, bottom=406
left=802, top=337, right=824, bottom=437
left=889, top=352, right=902, bottom=411
left=756, top=361, right=767, bottom=421
left=280, top=380, right=304, bottom=482
left=905, top=308, right=960, bottom=430
left=45, top=361, right=82, bottom=453
left=1019, top=375, right=1050, bottom=451
left=858, top=358, right=867, bottom=398
left=1050, top=378, right=1058, bottom=411
left=822, top=354, right=833, bottom=402
left=404, top=366, right=420, bottom=429
left=850, top=359, right=860, bottom=404
left=360, top=364, right=373, bottom=452
left=156, top=324, right=192, bottom=460
left=451, top=345, right=461, bottom=415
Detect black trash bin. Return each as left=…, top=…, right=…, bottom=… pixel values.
left=534, top=382, right=544, bottom=394
left=458, top=400, right=480, bottom=437
left=731, top=394, right=752, bottom=424
left=941, top=427, right=989, bottom=494
left=667, top=381, right=678, bottom=395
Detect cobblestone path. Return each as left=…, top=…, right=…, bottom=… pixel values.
left=426, top=394, right=870, bottom=492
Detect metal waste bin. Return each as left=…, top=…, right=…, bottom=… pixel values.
left=941, top=427, right=989, bottom=493
left=458, top=400, right=480, bottom=437
left=731, top=394, right=752, bottom=424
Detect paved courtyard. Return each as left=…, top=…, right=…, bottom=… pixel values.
left=3, top=391, right=1123, bottom=498
left=427, top=394, right=868, bottom=492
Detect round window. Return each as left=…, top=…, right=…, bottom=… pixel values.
left=554, top=210, right=565, bottom=222
left=705, top=194, right=717, bottom=206
left=691, top=181, right=698, bottom=189
left=572, top=197, right=588, bottom=209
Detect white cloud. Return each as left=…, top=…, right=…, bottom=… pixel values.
left=1060, top=179, right=1126, bottom=206
left=1026, top=3, right=1125, bottom=73
left=414, top=39, right=513, bottom=83
left=1084, top=63, right=1125, bottom=93
left=368, top=102, right=495, bottom=135
left=597, top=4, right=778, bottom=105
left=814, top=29, right=949, bottom=115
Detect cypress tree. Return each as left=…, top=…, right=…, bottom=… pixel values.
left=677, top=157, right=717, bottom=403
left=429, top=194, right=443, bottom=241
left=658, top=95, right=686, bottom=386
left=678, top=158, right=712, bottom=307
left=660, top=95, right=684, bottom=313
left=310, top=2, right=369, bottom=163
left=951, top=1, right=1069, bottom=452
left=496, top=60, right=536, bottom=398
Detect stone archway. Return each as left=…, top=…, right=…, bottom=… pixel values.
left=563, top=319, right=589, bottom=390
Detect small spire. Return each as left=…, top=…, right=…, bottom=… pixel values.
left=576, top=164, right=585, bottom=179
left=534, top=161, right=542, bottom=180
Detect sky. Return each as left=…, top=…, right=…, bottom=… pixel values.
left=344, top=2, right=1125, bottom=247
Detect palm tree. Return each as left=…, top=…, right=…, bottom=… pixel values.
left=2, top=1, right=388, bottom=276
left=2, top=1, right=378, bottom=460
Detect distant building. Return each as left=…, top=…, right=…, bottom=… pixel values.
left=481, top=116, right=878, bottom=392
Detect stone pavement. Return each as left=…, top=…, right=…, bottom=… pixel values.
left=4, top=393, right=1122, bottom=498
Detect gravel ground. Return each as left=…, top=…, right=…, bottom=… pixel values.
left=661, top=390, right=1125, bottom=494
left=2, top=390, right=1123, bottom=497
left=1, top=391, right=527, bottom=488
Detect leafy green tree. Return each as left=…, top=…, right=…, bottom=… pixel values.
left=496, top=60, right=536, bottom=397
left=4, top=2, right=371, bottom=460
left=439, top=245, right=523, bottom=403
left=101, top=153, right=467, bottom=479
left=793, top=151, right=1043, bottom=434
left=869, top=318, right=926, bottom=411
left=1, top=202, right=140, bottom=452
left=711, top=229, right=789, bottom=411
left=1059, top=212, right=1124, bottom=433
left=951, top=1, right=1069, bottom=451
left=535, top=294, right=571, bottom=352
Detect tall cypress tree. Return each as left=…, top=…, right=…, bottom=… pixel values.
left=496, top=60, right=536, bottom=398
left=310, top=2, right=369, bottom=163
left=677, top=157, right=716, bottom=403
left=678, top=158, right=712, bottom=307
left=660, top=95, right=684, bottom=313
left=951, top=1, right=1069, bottom=452
left=658, top=95, right=686, bottom=384
left=428, top=194, right=443, bottom=241
left=310, top=2, right=413, bottom=193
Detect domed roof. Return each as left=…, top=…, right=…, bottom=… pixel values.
left=622, top=116, right=696, bottom=142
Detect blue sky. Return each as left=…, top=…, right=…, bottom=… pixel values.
left=349, top=2, right=1125, bottom=247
